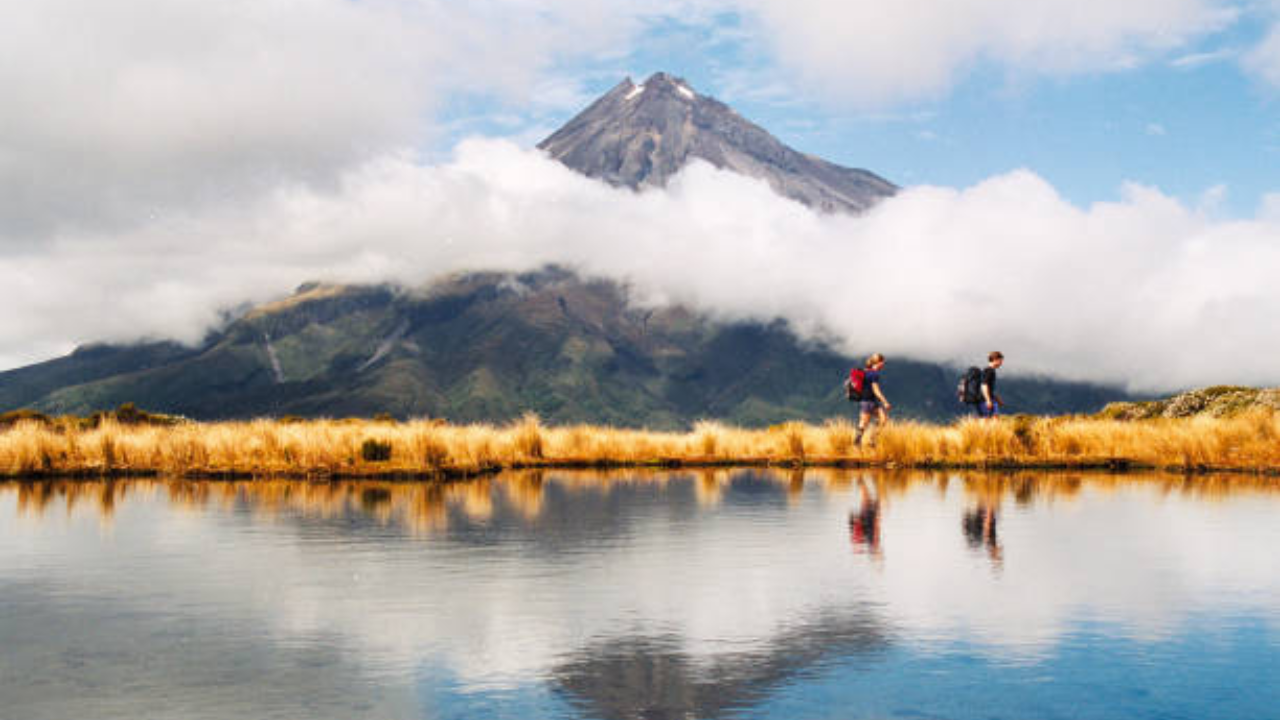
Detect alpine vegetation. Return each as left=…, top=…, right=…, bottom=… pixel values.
left=2, top=406, right=1278, bottom=479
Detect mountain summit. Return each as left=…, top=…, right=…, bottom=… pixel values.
left=538, top=72, right=896, bottom=213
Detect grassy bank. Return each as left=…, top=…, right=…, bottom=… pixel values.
left=2, top=409, right=1279, bottom=479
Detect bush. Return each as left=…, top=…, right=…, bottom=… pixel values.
left=0, top=409, right=53, bottom=430
left=82, top=403, right=182, bottom=429
left=360, top=438, right=393, bottom=462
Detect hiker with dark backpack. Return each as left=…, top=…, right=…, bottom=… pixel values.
left=848, top=353, right=891, bottom=447
left=958, top=351, right=1005, bottom=418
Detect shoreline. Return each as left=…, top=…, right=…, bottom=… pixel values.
left=3, top=456, right=1278, bottom=482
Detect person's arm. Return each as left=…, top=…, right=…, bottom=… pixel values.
left=982, top=382, right=993, bottom=408
left=872, top=382, right=891, bottom=409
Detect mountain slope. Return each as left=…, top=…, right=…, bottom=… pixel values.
left=539, top=73, right=896, bottom=214
left=7, top=270, right=1122, bottom=426
left=0, top=341, right=198, bottom=411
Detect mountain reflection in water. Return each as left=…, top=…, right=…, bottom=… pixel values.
left=3, top=470, right=1279, bottom=720
left=553, top=610, right=890, bottom=720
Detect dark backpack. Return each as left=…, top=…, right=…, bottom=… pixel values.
left=958, top=366, right=983, bottom=404
left=845, top=368, right=867, bottom=401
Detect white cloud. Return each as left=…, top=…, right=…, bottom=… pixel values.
left=726, top=0, right=1238, bottom=105
left=5, top=139, right=1280, bottom=392
left=0, top=0, right=683, bottom=243
left=1243, top=20, right=1280, bottom=86
left=1171, top=47, right=1238, bottom=68
left=1262, top=192, right=1280, bottom=221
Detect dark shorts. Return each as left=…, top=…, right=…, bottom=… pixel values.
left=970, top=402, right=998, bottom=418
left=859, top=399, right=884, bottom=414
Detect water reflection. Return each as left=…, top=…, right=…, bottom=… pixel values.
left=553, top=609, right=889, bottom=720
left=848, top=478, right=883, bottom=560
left=9, top=470, right=1276, bottom=531
left=962, top=500, right=1003, bottom=569
left=3, top=470, right=1279, bottom=720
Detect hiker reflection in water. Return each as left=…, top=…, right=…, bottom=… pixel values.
left=963, top=500, right=1003, bottom=568
left=849, top=478, right=882, bottom=560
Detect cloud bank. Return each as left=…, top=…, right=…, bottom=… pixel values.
left=0, top=0, right=687, bottom=241
left=5, top=139, right=1280, bottom=392
left=4, top=0, right=1280, bottom=392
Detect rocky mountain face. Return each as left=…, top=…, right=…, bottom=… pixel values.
left=539, top=73, right=896, bottom=214
left=1, top=270, right=1121, bottom=426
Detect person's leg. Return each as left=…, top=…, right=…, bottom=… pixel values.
left=855, top=408, right=870, bottom=446
left=867, top=406, right=888, bottom=447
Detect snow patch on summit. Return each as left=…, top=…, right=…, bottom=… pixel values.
left=625, top=84, right=645, bottom=101
left=676, top=84, right=694, bottom=100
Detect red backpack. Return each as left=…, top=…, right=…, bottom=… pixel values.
left=844, top=368, right=866, bottom=401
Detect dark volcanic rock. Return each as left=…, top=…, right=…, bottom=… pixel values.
left=538, top=72, right=896, bottom=214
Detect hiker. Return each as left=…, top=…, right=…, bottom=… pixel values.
left=854, top=353, right=891, bottom=447
left=961, top=351, right=1005, bottom=418
left=978, top=351, right=1004, bottom=418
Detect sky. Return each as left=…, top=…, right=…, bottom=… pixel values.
left=2, top=0, right=1280, bottom=391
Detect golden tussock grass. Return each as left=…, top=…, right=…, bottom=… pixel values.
left=1, top=410, right=1279, bottom=479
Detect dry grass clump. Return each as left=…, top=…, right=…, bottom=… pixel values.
left=2, top=408, right=1280, bottom=478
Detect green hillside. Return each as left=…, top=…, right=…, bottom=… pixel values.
left=1, top=269, right=1124, bottom=428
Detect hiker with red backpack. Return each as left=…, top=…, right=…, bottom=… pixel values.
left=845, top=353, right=891, bottom=448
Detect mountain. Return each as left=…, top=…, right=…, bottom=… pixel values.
left=1, top=269, right=1120, bottom=426
left=0, top=74, right=1126, bottom=424
left=539, top=73, right=896, bottom=214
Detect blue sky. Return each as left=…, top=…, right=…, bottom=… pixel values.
left=438, top=7, right=1279, bottom=217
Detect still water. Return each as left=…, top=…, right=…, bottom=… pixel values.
left=1, top=471, right=1278, bottom=720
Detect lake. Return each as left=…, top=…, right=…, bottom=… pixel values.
left=2, top=470, right=1277, bottom=719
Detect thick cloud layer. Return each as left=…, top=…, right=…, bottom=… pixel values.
left=5, top=139, right=1279, bottom=391
left=0, top=0, right=682, bottom=240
